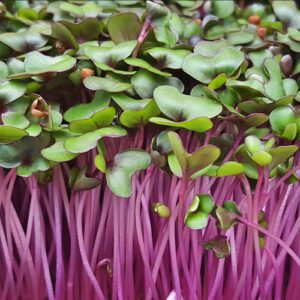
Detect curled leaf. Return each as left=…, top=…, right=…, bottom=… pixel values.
left=65, top=127, right=127, bottom=154
left=106, top=149, right=151, bottom=198
left=185, top=194, right=215, bottom=230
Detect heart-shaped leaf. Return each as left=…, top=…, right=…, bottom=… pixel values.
left=120, top=101, right=160, bottom=128
left=0, top=24, right=48, bottom=52
left=41, top=141, right=78, bottom=162
left=131, top=70, right=184, bottom=98
left=69, top=107, right=116, bottom=133
left=194, top=40, right=230, bottom=57
left=112, top=93, right=151, bottom=111
left=26, top=52, right=76, bottom=74
left=146, top=47, right=191, bottom=69
left=84, top=41, right=137, bottom=64
left=186, top=146, right=221, bottom=177
left=65, top=127, right=127, bottom=153
left=10, top=52, right=76, bottom=78
left=64, top=91, right=110, bottom=122
left=168, top=131, right=220, bottom=178
left=106, top=149, right=151, bottom=197
left=202, top=17, right=223, bottom=41
left=107, top=12, right=141, bottom=44
left=83, top=76, right=132, bottom=92
left=112, top=93, right=161, bottom=127
left=154, top=85, right=222, bottom=119
left=17, top=157, right=50, bottom=177
left=182, top=46, right=244, bottom=83
left=150, top=85, right=222, bottom=132
left=84, top=41, right=137, bottom=75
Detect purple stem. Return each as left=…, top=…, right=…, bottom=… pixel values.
left=53, top=172, right=64, bottom=300
left=67, top=193, right=77, bottom=300
left=262, top=164, right=300, bottom=207
left=129, top=16, right=152, bottom=71
left=135, top=169, right=159, bottom=299
left=236, top=216, right=300, bottom=266
left=208, top=259, right=225, bottom=300
left=76, top=197, right=105, bottom=300
left=168, top=177, right=188, bottom=298
left=253, top=167, right=265, bottom=299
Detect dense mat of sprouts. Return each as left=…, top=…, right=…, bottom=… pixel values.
left=1, top=0, right=300, bottom=299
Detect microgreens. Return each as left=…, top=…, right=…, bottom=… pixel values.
left=0, top=1, right=300, bottom=299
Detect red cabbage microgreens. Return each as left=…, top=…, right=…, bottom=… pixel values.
left=1, top=0, right=300, bottom=299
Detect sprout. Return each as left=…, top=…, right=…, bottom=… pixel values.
left=152, top=202, right=171, bottom=218
left=81, top=68, right=94, bottom=80
left=0, top=1, right=300, bottom=299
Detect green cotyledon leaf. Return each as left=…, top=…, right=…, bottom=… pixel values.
left=182, top=46, right=244, bottom=84
left=168, top=131, right=220, bottom=178
left=106, top=149, right=151, bottom=198
left=64, top=127, right=127, bottom=154
left=150, top=85, right=222, bottom=132
left=185, top=194, right=215, bottom=229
